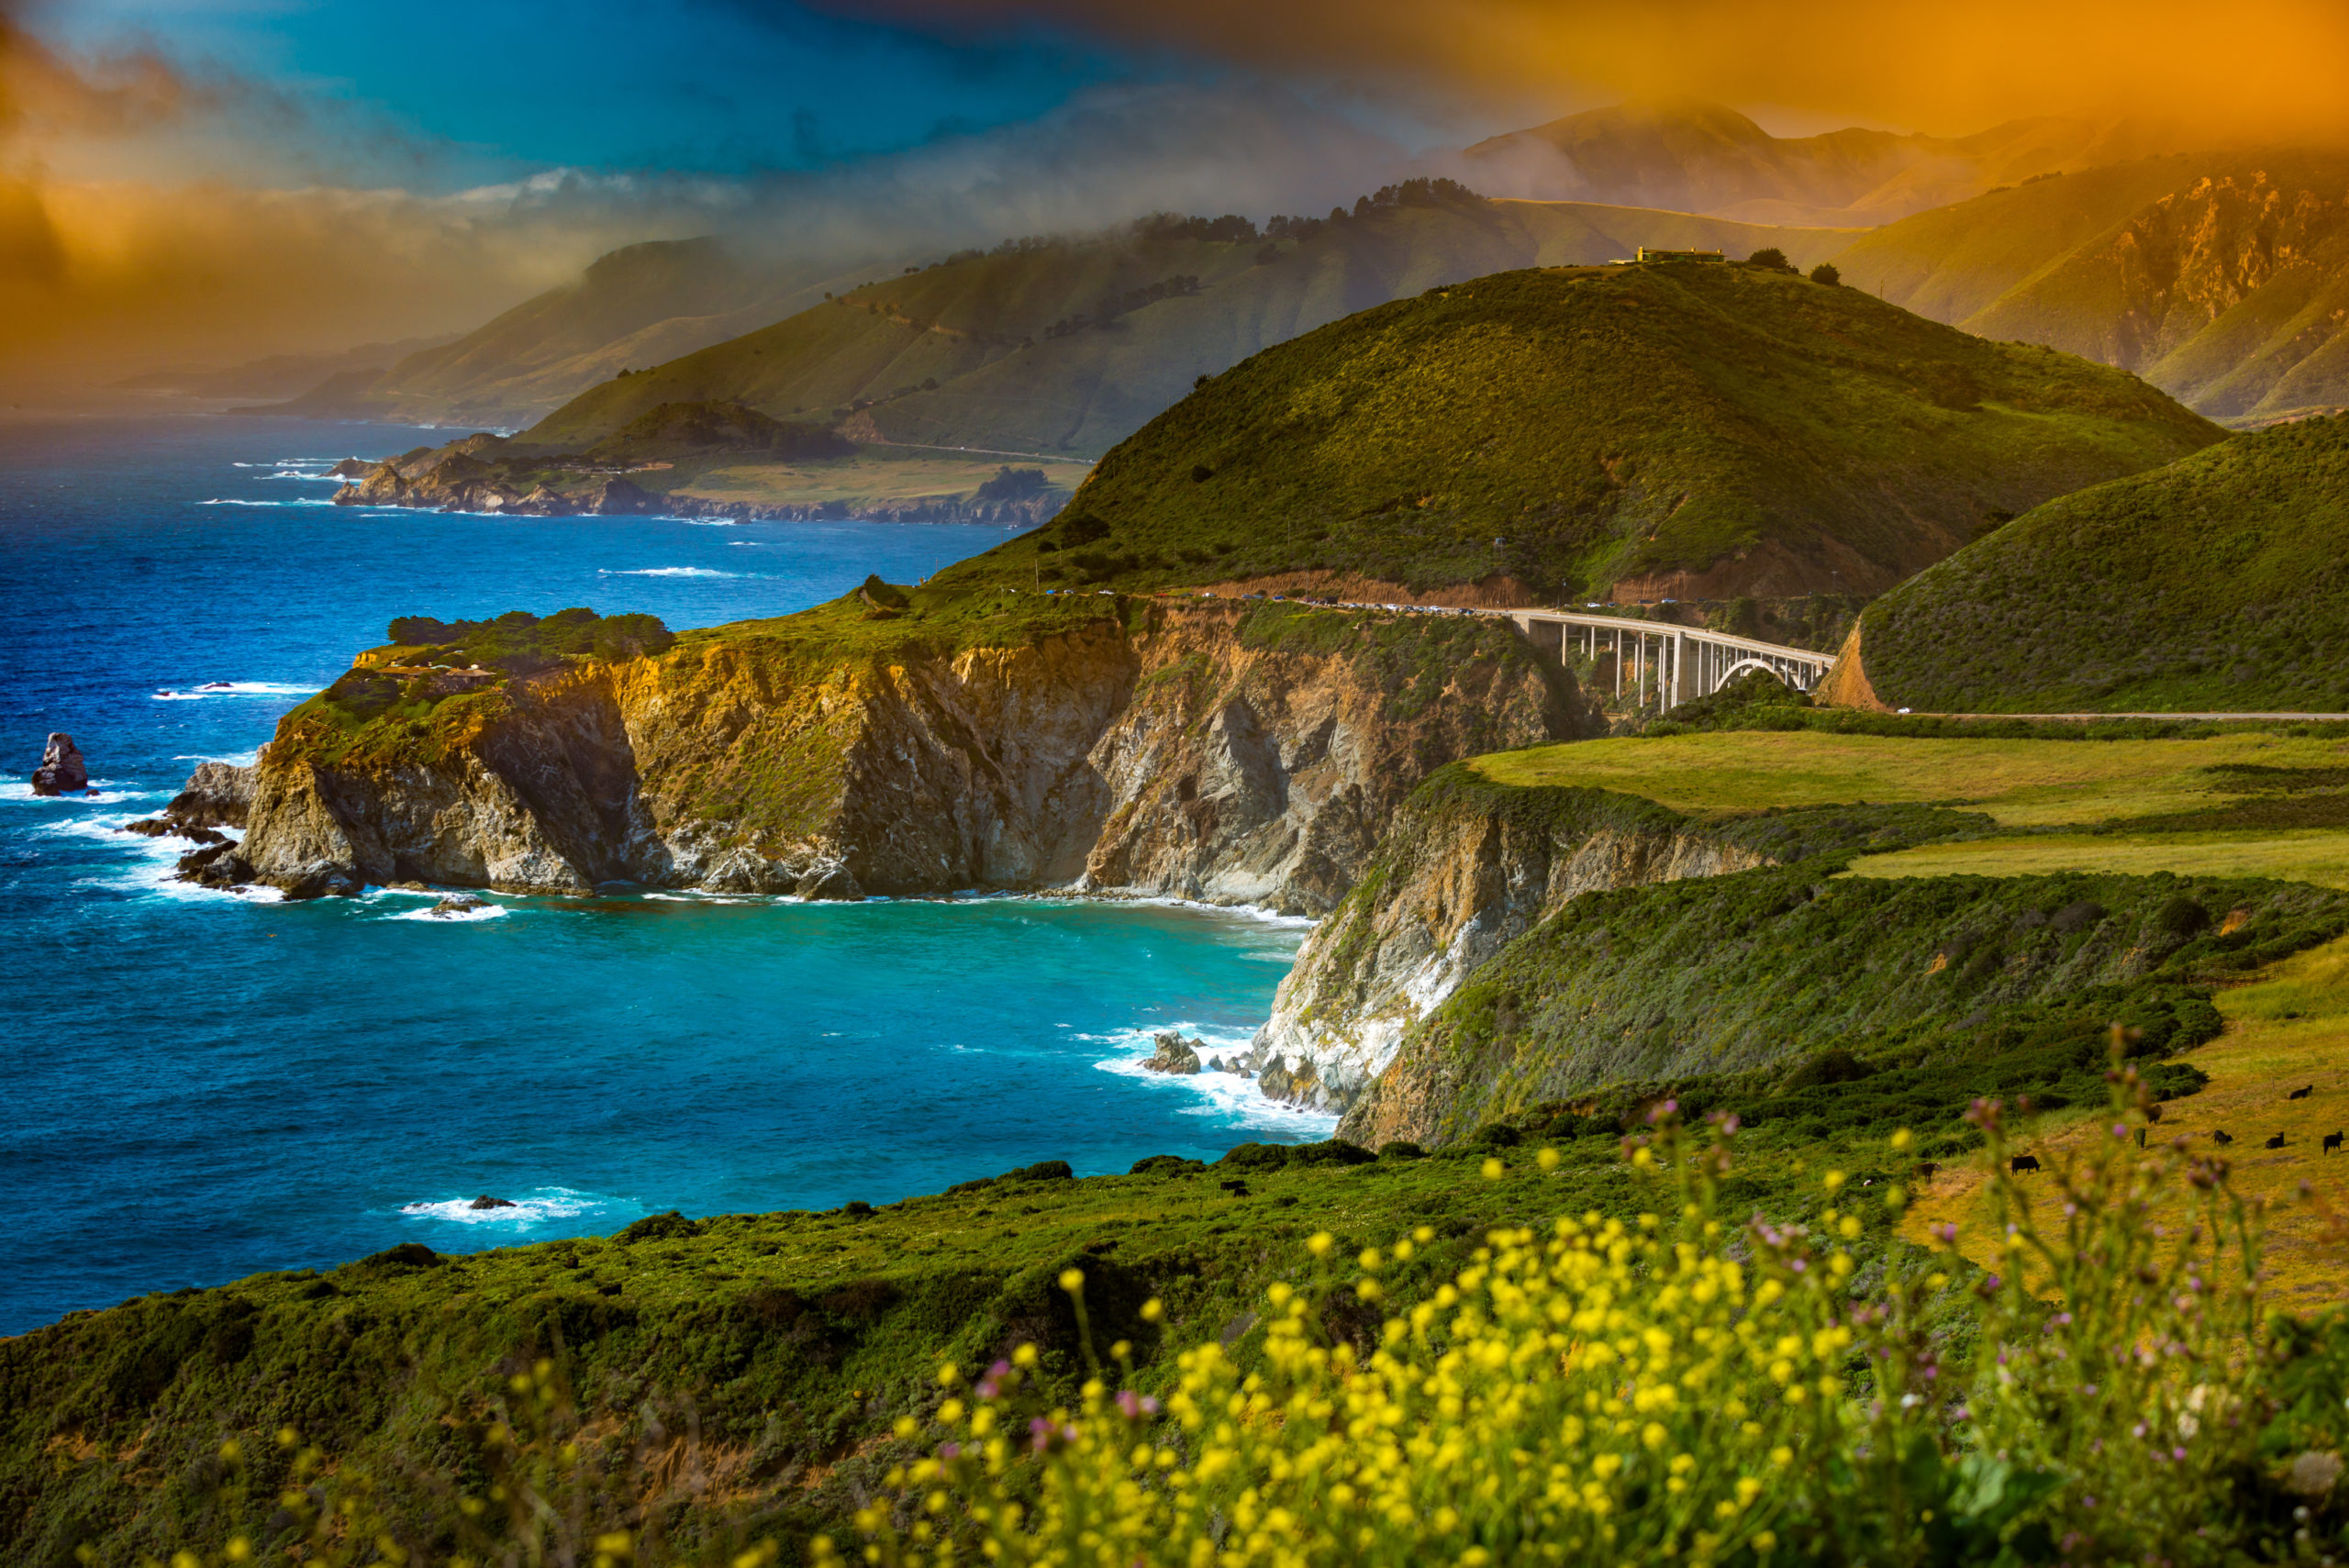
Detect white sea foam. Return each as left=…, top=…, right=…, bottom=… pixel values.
left=386, top=900, right=510, bottom=923
left=1091, top=1022, right=1339, bottom=1134
left=398, top=1187, right=607, bottom=1227
left=599, top=566, right=740, bottom=578
left=151, top=681, right=314, bottom=702
left=197, top=497, right=338, bottom=508
left=172, top=750, right=261, bottom=765
left=0, top=780, right=156, bottom=805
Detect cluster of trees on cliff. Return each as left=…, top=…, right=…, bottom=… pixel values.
left=1041, top=275, right=1203, bottom=339
left=386, top=607, right=676, bottom=669
left=1133, top=179, right=1485, bottom=250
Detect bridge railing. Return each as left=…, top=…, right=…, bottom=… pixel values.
left=1497, top=610, right=1835, bottom=709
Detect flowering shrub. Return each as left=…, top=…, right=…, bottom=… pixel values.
left=823, top=1050, right=2344, bottom=1566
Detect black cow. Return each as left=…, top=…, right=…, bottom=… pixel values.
left=2214, top=1130, right=2235, bottom=1146
left=2010, top=1154, right=2042, bottom=1174
left=2326, top=1132, right=2344, bottom=1155
left=1916, top=1162, right=1940, bottom=1181
left=2291, top=1085, right=2315, bottom=1101
left=1219, top=1179, right=1252, bottom=1196
left=2266, top=1134, right=2288, bottom=1151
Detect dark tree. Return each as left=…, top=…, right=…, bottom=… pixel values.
left=1809, top=262, right=1842, bottom=286
left=1747, top=248, right=1793, bottom=272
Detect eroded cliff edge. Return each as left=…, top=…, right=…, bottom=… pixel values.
left=1233, top=772, right=2020, bottom=1122
left=1230, top=771, right=1770, bottom=1115
left=206, top=595, right=1595, bottom=909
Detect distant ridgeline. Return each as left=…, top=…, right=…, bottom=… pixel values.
left=1848, top=413, right=2349, bottom=713
left=515, top=182, right=1859, bottom=460
left=934, top=261, right=2221, bottom=603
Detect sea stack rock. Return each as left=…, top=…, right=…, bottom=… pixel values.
left=467, top=1195, right=518, bottom=1210
left=1143, top=1031, right=1203, bottom=1074
left=430, top=894, right=487, bottom=917
left=29, top=733, right=87, bottom=795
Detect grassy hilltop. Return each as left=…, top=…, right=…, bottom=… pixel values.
left=1852, top=412, right=2349, bottom=712
left=930, top=260, right=2219, bottom=603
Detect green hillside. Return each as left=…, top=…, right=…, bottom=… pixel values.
left=521, top=192, right=1855, bottom=457
left=1830, top=153, right=2349, bottom=424
left=1854, top=413, right=2349, bottom=712
left=240, top=238, right=905, bottom=428
left=930, top=260, right=2219, bottom=602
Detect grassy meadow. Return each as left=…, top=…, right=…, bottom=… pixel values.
left=1473, top=726, right=2349, bottom=827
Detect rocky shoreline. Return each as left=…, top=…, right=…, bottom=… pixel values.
left=326, top=436, right=1065, bottom=525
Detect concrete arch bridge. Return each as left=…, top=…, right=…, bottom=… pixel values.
left=1501, top=610, right=1837, bottom=712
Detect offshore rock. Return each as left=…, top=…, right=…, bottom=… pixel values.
left=796, top=862, right=864, bottom=901
left=1142, top=1032, right=1202, bottom=1074
left=29, top=733, right=87, bottom=795
left=123, top=818, right=227, bottom=845
left=430, top=894, right=487, bottom=917
left=467, top=1195, right=517, bottom=1210
left=214, top=598, right=1592, bottom=906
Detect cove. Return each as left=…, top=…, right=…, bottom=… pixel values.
left=0, top=415, right=1319, bottom=1335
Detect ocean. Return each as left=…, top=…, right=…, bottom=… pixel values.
left=0, top=413, right=1322, bottom=1337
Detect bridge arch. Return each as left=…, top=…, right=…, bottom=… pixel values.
left=1714, top=657, right=1807, bottom=694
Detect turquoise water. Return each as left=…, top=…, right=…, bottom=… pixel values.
left=0, top=416, right=1319, bottom=1336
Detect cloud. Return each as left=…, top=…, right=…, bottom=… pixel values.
left=0, top=48, right=1403, bottom=389
left=807, top=0, right=2349, bottom=145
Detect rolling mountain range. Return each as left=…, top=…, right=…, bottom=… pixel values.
left=1830, top=151, right=2349, bottom=425
left=228, top=104, right=2349, bottom=454
left=1456, top=99, right=2169, bottom=227
left=522, top=188, right=1855, bottom=458
left=238, top=238, right=901, bottom=428
left=252, top=187, right=1853, bottom=443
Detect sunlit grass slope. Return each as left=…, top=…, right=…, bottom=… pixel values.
left=1905, top=934, right=2349, bottom=1316
left=1847, top=829, right=2349, bottom=891
left=1857, top=413, right=2349, bottom=713
left=1473, top=728, right=2349, bottom=828
left=0, top=1130, right=1910, bottom=1563
left=933, top=261, right=2217, bottom=603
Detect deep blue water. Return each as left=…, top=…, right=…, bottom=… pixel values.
left=0, top=415, right=1319, bottom=1336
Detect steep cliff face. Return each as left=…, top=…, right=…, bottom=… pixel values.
left=1232, top=773, right=1773, bottom=1116
left=213, top=597, right=1587, bottom=910
left=1339, top=858, right=2349, bottom=1151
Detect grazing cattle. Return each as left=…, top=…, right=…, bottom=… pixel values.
left=1219, top=1179, right=1252, bottom=1196
left=2266, top=1135, right=2288, bottom=1151
left=2214, top=1130, right=2234, bottom=1146
left=2146, top=1103, right=2163, bottom=1124
left=2327, top=1132, right=2344, bottom=1155
left=2291, top=1085, right=2315, bottom=1100
left=1916, top=1162, right=1940, bottom=1181
left=2010, top=1154, right=2042, bottom=1174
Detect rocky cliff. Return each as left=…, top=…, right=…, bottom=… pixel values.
left=199, top=595, right=1591, bottom=909
left=1225, top=770, right=1774, bottom=1117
